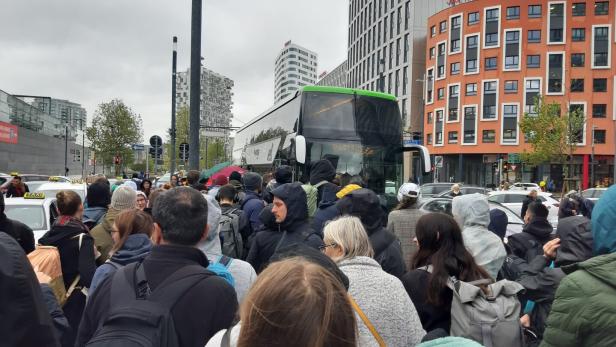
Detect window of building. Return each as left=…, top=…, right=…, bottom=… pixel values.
left=467, top=35, right=478, bottom=48
left=466, top=59, right=477, bottom=72
left=426, top=68, right=434, bottom=103
left=435, top=109, right=444, bottom=145
left=528, top=5, right=542, bottom=18
left=528, top=30, right=541, bottom=43
left=427, top=133, right=432, bottom=145
left=502, top=104, right=518, bottom=143
left=448, top=131, right=459, bottom=144
left=571, top=79, right=585, bottom=92
left=463, top=106, right=477, bottom=144
left=594, top=129, right=606, bottom=144
left=486, top=8, right=499, bottom=21
left=427, top=112, right=433, bottom=124
left=438, top=88, right=444, bottom=100
left=595, top=1, right=609, bottom=15
left=452, top=15, right=461, bottom=29
left=593, top=78, right=607, bottom=92
left=548, top=53, right=564, bottom=94
left=572, top=3, right=586, bottom=16
left=431, top=25, right=436, bottom=37
left=482, top=81, right=498, bottom=120
left=468, top=12, right=480, bottom=25
left=524, top=79, right=541, bottom=114
left=571, top=53, right=585, bottom=67
left=451, top=62, right=461, bottom=75
left=504, top=80, right=518, bottom=93
left=430, top=47, right=435, bottom=59
left=572, top=28, right=586, bottom=42
left=506, top=31, right=519, bottom=43
left=593, top=104, right=607, bottom=118
left=505, top=56, right=519, bottom=69
left=592, top=26, right=610, bottom=68
left=485, top=33, right=499, bottom=47
left=466, top=83, right=478, bottom=95
left=437, top=42, right=447, bottom=79
left=440, top=20, right=447, bottom=33
left=404, top=34, right=409, bottom=63
left=485, top=57, right=497, bottom=70
left=483, top=130, right=496, bottom=143
left=451, top=39, right=461, bottom=52
left=506, top=6, right=520, bottom=19
left=527, top=55, right=540, bottom=68
left=484, top=7, right=500, bottom=48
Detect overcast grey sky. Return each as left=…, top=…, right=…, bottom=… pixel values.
left=0, top=0, right=348, bottom=141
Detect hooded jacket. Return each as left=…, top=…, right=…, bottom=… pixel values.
left=246, top=183, right=323, bottom=273
left=263, top=165, right=293, bottom=204
left=508, top=215, right=554, bottom=261
left=309, top=159, right=341, bottom=206
left=513, top=216, right=593, bottom=340
left=311, top=183, right=341, bottom=237
left=337, top=188, right=406, bottom=278
left=89, top=234, right=152, bottom=294
left=240, top=190, right=265, bottom=236
left=451, top=194, right=506, bottom=279
left=89, top=207, right=121, bottom=263
left=590, top=185, right=616, bottom=256
left=0, top=232, right=60, bottom=347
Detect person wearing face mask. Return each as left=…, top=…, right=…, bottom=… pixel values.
left=38, top=190, right=96, bottom=345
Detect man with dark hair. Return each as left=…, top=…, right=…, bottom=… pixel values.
left=185, top=170, right=203, bottom=191
left=5, top=175, right=29, bottom=198
left=217, top=184, right=250, bottom=256
left=509, top=201, right=553, bottom=262
left=0, top=193, right=34, bottom=253
left=521, top=189, right=538, bottom=220
left=77, top=187, right=237, bottom=347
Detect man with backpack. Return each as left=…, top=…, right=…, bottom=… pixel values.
left=217, top=184, right=250, bottom=259
left=199, top=193, right=257, bottom=303
left=240, top=172, right=265, bottom=239
left=303, top=159, right=341, bottom=218
left=76, top=187, right=238, bottom=347
left=246, top=183, right=324, bottom=272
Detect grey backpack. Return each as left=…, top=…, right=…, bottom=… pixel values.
left=219, top=208, right=243, bottom=259
left=425, top=266, right=525, bottom=347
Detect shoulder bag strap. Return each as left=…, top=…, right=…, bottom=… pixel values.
left=221, top=326, right=233, bottom=347
left=348, top=295, right=386, bottom=347
left=273, top=230, right=288, bottom=254
left=65, top=233, right=85, bottom=299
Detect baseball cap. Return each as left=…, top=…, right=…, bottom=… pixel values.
left=397, top=183, right=420, bottom=202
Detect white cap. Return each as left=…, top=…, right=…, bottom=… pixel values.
left=397, top=183, right=420, bottom=202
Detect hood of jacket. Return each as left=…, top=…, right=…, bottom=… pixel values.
left=591, top=185, right=616, bottom=255
left=336, top=188, right=384, bottom=235
left=317, top=184, right=339, bottom=209
left=274, top=165, right=293, bottom=184
left=258, top=204, right=277, bottom=231
left=522, top=216, right=554, bottom=241
left=488, top=209, right=508, bottom=240
left=110, top=234, right=152, bottom=265
left=197, top=194, right=223, bottom=255
left=565, top=252, right=616, bottom=289
left=83, top=206, right=107, bottom=224
left=452, top=193, right=490, bottom=228
left=555, top=216, right=593, bottom=267
left=309, top=159, right=336, bottom=185
left=39, top=216, right=89, bottom=244
left=272, top=183, right=309, bottom=231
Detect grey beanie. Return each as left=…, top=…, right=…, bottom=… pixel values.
left=111, top=186, right=137, bottom=210
left=243, top=172, right=263, bottom=191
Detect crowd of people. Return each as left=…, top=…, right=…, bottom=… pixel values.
left=1, top=160, right=615, bottom=347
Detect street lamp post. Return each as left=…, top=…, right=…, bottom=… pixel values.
left=188, top=0, right=202, bottom=170
left=170, top=36, right=178, bottom=175
left=591, top=125, right=596, bottom=187
left=64, top=124, right=69, bottom=176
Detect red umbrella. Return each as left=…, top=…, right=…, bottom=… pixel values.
left=215, top=166, right=246, bottom=178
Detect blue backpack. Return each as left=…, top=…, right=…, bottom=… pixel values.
left=207, top=255, right=235, bottom=287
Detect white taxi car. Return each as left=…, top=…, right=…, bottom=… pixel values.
left=4, top=192, right=59, bottom=242
left=34, top=180, right=88, bottom=201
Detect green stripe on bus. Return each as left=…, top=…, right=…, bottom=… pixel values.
left=301, top=86, right=397, bottom=101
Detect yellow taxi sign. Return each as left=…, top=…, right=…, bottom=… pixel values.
left=70, top=178, right=84, bottom=184
left=49, top=176, right=62, bottom=182
left=24, top=192, right=46, bottom=199
left=9, top=172, right=19, bottom=177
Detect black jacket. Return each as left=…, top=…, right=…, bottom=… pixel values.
left=337, top=188, right=406, bottom=278
left=309, top=159, right=341, bottom=206
left=5, top=183, right=29, bottom=198
left=520, top=195, right=536, bottom=220
left=508, top=216, right=553, bottom=261
left=312, top=184, right=341, bottom=237
left=0, top=232, right=60, bottom=347
left=76, top=245, right=238, bottom=347
left=513, top=216, right=593, bottom=340
left=246, top=183, right=323, bottom=273
left=0, top=213, right=35, bottom=254
left=401, top=269, right=453, bottom=333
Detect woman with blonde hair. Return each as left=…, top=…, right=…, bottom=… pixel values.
left=206, top=257, right=357, bottom=347
left=322, top=216, right=425, bottom=346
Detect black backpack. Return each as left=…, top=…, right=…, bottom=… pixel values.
left=85, top=262, right=212, bottom=347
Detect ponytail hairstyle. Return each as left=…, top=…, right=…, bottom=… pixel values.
left=56, top=190, right=82, bottom=217
left=411, top=213, right=491, bottom=306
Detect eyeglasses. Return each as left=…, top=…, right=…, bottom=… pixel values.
left=319, top=243, right=337, bottom=251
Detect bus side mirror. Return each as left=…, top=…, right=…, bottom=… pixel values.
left=295, top=135, right=306, bottom=164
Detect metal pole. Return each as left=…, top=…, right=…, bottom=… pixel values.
left=64, top=125, right=69, bottom=176
left=154, top=142, right=159, bottom=175
left=591, top=125, right=595, bottom=187
left=188, top=0, right=202, bottom=170
left=170, top=36, right=178, bottom=175
left=204, top=137, right=208, bottom=169
left=81, top=132, right=85, bottom=179
left=146, top=150, right=149, bottom=178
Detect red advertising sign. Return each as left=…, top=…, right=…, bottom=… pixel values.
left=0, top=121, right=18, bottom=144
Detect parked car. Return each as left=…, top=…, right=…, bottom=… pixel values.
left=1, top=173, right=52, bottom=193
left=34, top=181, right=88, bottom=201
left=4, top=193, right=59, bottom=242
left=433, top=186, right=489, bottom=198
left=509, top=182, right=541, bottom=191
left=418, top=197, right=524, bottom=237
left=419, top=183, right=454, bottom=199
left=581, top=188, right=608, bottom=202
left=487, top=191, right=559, bottom=227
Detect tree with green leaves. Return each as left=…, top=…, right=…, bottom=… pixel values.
left=519, top=96, right=585, bottom=182
left=86, top=99, right=143, bottom=176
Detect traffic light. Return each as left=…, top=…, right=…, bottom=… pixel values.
left=179, top=142, right=189, bottom=161
left=149, top=147, right=163, bottom=159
